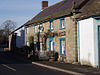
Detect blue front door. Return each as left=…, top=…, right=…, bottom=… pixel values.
left=98, top=26, right=100, bottom=67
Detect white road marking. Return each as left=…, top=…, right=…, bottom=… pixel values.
left=32, top=62, right=86, bottom=75
left=1, top=64, right=16, bottom=72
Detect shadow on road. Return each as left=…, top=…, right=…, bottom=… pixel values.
left=0, top=51, right=32, bottom=64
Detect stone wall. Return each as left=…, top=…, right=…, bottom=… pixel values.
left=25, top=25, right=34, bottom=46
left=25, top=16, right=78, bottom=63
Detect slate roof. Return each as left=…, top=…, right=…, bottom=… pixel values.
left=25, top=0, right=85, bottom=25
left=77, top=0, right=100, bottom=19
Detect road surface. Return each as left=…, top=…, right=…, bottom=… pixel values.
left=0, top=51, right=71, bottom=75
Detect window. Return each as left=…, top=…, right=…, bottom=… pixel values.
left=50, top=40, right=53, bottom=51
left=39, top=24, right=43, bottom=33
left=26, top=27, right=29, bottom=34
left=60, top=38, right=66, bottom=56
left=34, top=25, right=38, bottom=33
left=60, top=18, right=65, bottom=30
left=49, top=20, right=54, bottom=31
left=40, top=42, right=43, bottom=52
left=26, top=41, right=29, bottom=46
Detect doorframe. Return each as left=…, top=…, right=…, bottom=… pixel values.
left=48, top=37, right=54, bottom=51
left=98, top=25, right=100, bottom=68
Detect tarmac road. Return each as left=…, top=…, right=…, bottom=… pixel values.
left=0, top=51, right=71, bottom=75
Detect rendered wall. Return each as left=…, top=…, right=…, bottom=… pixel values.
left=16, top=27, right=25, bottom=48
left=79, top=18, right=98, bottom=67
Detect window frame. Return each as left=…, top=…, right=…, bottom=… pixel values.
left=34, top=25, right=38, bottom=33
left=49, top=20, right=54, bottom=31
left=26, top=41, right=29, bottom=46
left=39, top=24, right=43, bottom=33
left=26, top=27, right=29, bottom=34
left=59, top=38, right=66, bottom=56
left=48, top=37, right=54, bottom=51
left=60, top=17, right=66, bottom=30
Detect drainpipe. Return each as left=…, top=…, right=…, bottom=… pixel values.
left=72, top=1, right=78, bottom=62
left=37, top=25, right=40, bottom=51
left=75, top=19, right=80, bottom=64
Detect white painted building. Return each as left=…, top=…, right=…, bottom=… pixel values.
left=15, top=26, right=25, bottom=48
left=9, top=25, right=25, bottom=50
left=78, top=17, right=100, bottom=67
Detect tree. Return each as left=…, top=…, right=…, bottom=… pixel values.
left=2, top=20, right=17, bottom=37
left=0, top=20, right=17, bottom=45
left=0, top=29, right=5, bottom=44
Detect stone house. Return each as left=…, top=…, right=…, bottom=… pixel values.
left=24, top=0, right=90, bottom=63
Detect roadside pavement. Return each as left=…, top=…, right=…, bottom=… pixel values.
left=9, top=52, right=100, bottom=75
left=32, top=61, right=100, bottom=75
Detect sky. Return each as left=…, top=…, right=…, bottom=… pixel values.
left=0, top=0, right=61, bottom=28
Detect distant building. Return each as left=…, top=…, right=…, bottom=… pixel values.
left=9, top=25, right=25, bottom=50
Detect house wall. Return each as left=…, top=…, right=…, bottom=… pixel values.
left=16, top=27, right=25, bottom=48
left=9, top=34, right=12, bottom=50
left=9, top=33, right=16, bottom=51
left=25, top=16, right=78, bottom=63
left=9, top=26, right=25, bottom=50
left=79, top=18, right=98, bottom=67
left=65, top=16, right=77, bottom=63
left=93, top=18, right=98, bottom=67
left=25, top=25, right=34, bottom=46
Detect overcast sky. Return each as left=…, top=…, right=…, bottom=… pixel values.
left=0, top=0, right=61, bottom=28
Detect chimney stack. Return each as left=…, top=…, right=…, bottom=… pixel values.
left=41, top=1, right=48, bottom=10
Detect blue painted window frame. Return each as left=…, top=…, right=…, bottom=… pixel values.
left=60, top=17, right=65, bottom=30
left=97, top=19, right=100, bottom=68
left=49, top=20, right=54, bottom=31
left=48, top=37, right=55, bottom=51
left=59, top=38, right=66, bottom=56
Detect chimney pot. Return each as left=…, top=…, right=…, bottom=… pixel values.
left=41, top=1, right=48, bottom=10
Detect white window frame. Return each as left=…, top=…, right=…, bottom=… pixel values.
left=34, top=25, right=38, bottom=33
left=51, top=21, right=54, bottom=30
left=61, top=40, right=66, bottom=54
left=40, top=42, right=42, bottom=52
left=39, top=24, right=43, bottom=33
left=61, top=18, right=65, bottom=29
left=26, top=27, right=29, bottom=34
